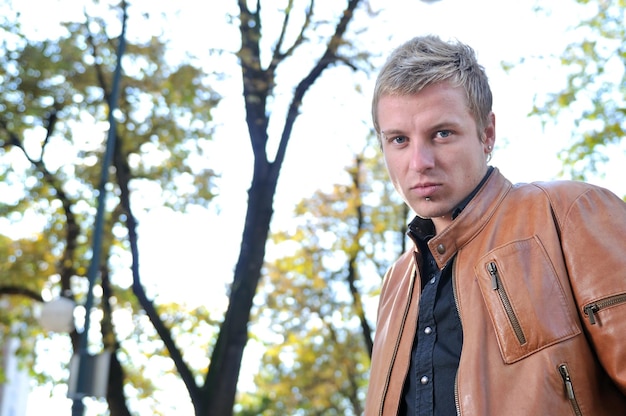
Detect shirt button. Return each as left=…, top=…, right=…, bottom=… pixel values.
left=437, top=244, right=445, bottom=254
left=430, top=277, right=436, bottom=284
left=420, top=376, right=429, bottom=385
left=424, top=326, right=432, bottom=335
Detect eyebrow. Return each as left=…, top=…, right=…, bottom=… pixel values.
left=381, top=121, right=461, bottom=137
left=380, top=129, right=405, bottom=137
left=429, top=120, right=463, bottom=131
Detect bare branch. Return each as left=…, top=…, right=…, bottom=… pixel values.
left=0, top=286, right=44, bottom=302
left=272, top=0, right=294, bottom=64
left=41, top=106, right=59, bottom=152
left=0, top=112, right=81, bottom=316
left=274, top=0, right=361, bottom=172
left=270, top=0, right=315, bottom=70
left=238, top=0, right=270, bottom=161
left=0, top=117, right=26, bottom=153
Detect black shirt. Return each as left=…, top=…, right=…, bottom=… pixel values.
left=399, top=167, right=493, bottom=415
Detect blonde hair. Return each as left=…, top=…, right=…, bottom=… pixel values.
left=372, top=35, right=492, bottom=140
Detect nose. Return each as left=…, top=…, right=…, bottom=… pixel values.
left=409, top=141, right=435, bottom=172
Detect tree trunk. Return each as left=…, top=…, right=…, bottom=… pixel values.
left=202, top=1, right=363, bottom=413
left=202, top=161, right=278, bottom=415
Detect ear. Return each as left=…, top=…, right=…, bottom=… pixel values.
left=483, top=112, right=496, bottom=153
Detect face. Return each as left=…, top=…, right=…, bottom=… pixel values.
left=377, top=82, right=495, bottom=233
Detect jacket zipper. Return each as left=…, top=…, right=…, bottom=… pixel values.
left=452, top=260, right=462, bottom=416
left=378, top=262, right=417, bottom=416
left=558, top=364, right=583, bottom=416
left=583, top=293, right=626, bottom=325
left=486, top=261, right=527, bottom=345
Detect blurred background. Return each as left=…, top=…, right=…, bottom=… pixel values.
left=1, top=0, right=624, bottom=414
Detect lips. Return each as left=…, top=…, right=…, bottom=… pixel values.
left=411, top=183, right=441, bottom=198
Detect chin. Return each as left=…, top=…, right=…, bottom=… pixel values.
left=412, top=204, right=448, bottom=220
left=411, top=206, right=435, bottom=219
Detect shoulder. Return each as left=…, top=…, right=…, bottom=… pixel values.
left=498, top=179, right=625, bottom=231
left=531, top=179, right=606, bottom=196
left=512, top=179, right=593, bottom=196
left=508, top=179, right=622, bottom=208
left=532, top=180, right=623, bottom=209
left=514, top=180, right=626, bottom=230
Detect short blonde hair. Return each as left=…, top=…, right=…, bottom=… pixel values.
left=372, top=35, right=493, bottom=141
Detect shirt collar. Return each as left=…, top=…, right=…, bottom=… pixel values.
left=451, top=166, right=494, bottom=220
left=408, top=166, right=494, bottom=242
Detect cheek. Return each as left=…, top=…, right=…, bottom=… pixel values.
left=386, top=159, right=404, bottom=188
left=383, top=156, right=404, bottom=188
left=383, top=154, right=396, bottom=176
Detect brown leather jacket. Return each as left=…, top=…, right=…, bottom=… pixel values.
left=365, top=169, right=626, bottom=415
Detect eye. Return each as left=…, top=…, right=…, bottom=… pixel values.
left=382, top=134, right=408, bottom=145
left=435, top=130, right=452, bottom=139
left=391, top=136, right=408, bottom=144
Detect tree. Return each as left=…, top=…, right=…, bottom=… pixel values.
left=1, top=1, right=219, bottom=414
left=204, top=1, right=372, bottom=414
left=2, top=0, right=374, bottom=413
left=0, top=234, right=45, bottom=384
left=530, top=0, right=625, bottom=180
left=237, top=138, right=407, bottom=415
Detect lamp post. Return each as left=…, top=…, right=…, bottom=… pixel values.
left=70, top=6, right=127, bottom=415
left=38, top=297, right=110, bottom=414
left=36, top=1, right=128, bottom=416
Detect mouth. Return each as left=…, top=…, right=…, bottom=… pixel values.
left=411, top=183, right=441, bottom=198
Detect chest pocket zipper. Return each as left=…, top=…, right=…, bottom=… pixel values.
left=558, top=364, right=583, bottom=416
left=583, top=293, right=626, bottom=325
left=487, top=261, right=527, bottom=345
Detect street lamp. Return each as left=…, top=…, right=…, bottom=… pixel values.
left=38, top=6, right=126, bottom=415
left=68, top=7, right=127, bottom=416
left=38, top=296, right=110, bottom=414
left=39, top=296, right=84, bottom=411
left=39, top=296, right=75, bottom=334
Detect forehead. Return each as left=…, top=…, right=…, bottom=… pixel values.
left=377, top=85, right=471, bottom=125
left=379, top=81, right=467, bottom=108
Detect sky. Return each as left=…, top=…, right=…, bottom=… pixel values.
left=132, top=0, right=626, bottom=310
left=3, top=0, right=625, bottom=414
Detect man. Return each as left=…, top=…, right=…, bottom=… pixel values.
left=365, top=35, right=626, bottom=415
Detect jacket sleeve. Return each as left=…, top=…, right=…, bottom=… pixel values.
left=554, top=184, right=626, bottom=394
